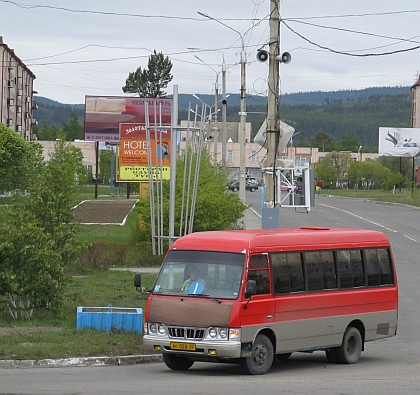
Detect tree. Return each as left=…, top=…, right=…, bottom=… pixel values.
left=0, top=134, right=87, bottom=319
left=122, top=50, right=173, bottom=98
left=310, top=132, right=336, bottom=152
left=132, top=151, right=247, bottom=242
left=62, top=112, right=84, bottom=141
left=314, top=151, right=352, bottom=187
left=0, top=124, right=44, bottom=194
left=99, top=149, right=112, bottom=183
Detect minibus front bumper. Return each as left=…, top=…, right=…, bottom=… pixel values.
left=143, top=334, right=243, bottom=359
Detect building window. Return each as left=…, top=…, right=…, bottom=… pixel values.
left=227, top=150, right=233, bottom=163
left=251, top=150, right=256, bottom=163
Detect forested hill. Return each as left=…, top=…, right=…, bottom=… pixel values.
left=33, top=86, right=412, bottom=151
left=244, top=92, right=412, bottom=150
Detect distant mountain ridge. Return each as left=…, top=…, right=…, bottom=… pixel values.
left=33, top=86, right=412, bottom=151
left=34, top=85, right=411, bottom=110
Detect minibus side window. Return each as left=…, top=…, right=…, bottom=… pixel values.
left=304, top=251, right=336, bottom=291
left=271, top=252, right=304, bottom=294
left=248, top=255, right=270, bottom=295
left=337, top=249, right=364, bottom=289
left=364, top=248, right=393, bottom=286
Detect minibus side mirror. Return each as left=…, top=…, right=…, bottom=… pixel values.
left=134, top=273, right=151, bottom=294
left=245, top=280, right=257, bottom=298
left=134, top=273, right=142, bottom=289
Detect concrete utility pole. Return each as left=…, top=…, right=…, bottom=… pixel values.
left=221, top=59, right=227, bottom=162
left=265, top=0, right=280, bottom=208
left=197, top=11, right=247, bottom=203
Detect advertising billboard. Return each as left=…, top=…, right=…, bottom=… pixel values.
left=117, top=123, right=171, bottom=182
left=379, top=127, right=420, bottom=157
left=84, top=96, right=172, bottom=142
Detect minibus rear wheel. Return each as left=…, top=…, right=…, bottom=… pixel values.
left=335, top=326, right=362, bottom=364
left=240, top=334, right=274, bottom=375
left=162, top=353, right=194, bottom=370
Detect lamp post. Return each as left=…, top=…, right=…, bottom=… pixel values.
left=194, top=55, right=220, bottom=160
left=189, top=47, right=229, bottom=163
left=290, top=131, right=301, bottom=164
left=198, top=11, right=247, bottom=203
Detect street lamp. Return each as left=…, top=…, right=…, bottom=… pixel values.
left=194, top=55, right=219, bottom=122
left=188, top=47, right=229, bottom=163
left=197, top=11, right=247, bottom=203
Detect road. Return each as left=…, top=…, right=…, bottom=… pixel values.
left=2, top=193, right=420, bottom=395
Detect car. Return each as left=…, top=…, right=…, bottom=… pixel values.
left=280, top=181, right=295, bottom=192
left=280, top=181, right=304, bottom=194
left=228, top=181, right=258, bottom=192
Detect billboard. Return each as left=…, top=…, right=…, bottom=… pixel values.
left=84, top=96, right=172, bottom=142
left=117, top=123, right=171, bottom=182
left=378, top=127, right=420, bottom=157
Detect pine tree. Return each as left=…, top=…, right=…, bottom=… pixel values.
left=122, top=50, right=173, bottom=98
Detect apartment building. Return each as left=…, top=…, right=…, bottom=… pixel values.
left=0, top=36, right=37, bottom=141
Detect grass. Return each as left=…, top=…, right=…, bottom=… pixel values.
left=0, top=271, right=158, bottom=360
left=1, top=184, right=419, bottom=361
left=321, top=187, right=420, bottom=207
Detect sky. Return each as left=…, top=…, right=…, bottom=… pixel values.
left=1, top=0, right=420, bottom=104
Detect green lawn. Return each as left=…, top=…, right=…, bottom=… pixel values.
left=1, top=184, right=419, bottom=361
left=321, top=187, right=420, bottom=207
left=0, top=271, right=157, bottom=360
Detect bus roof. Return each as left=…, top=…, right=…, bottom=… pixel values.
left=170, top=228, right=390, bottom=253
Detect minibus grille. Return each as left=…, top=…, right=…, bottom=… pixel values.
left=168, top=326, right=205, bottom=340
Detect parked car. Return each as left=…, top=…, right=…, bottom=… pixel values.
left=228, top=181, right=259, bottom=192
left=280, top=181, right=295, bottom=192
left=280, top=181, right=303, bottom=194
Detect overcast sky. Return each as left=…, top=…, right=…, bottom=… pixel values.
left=2, top=0, right=420, bottom=104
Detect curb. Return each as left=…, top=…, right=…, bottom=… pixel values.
left=0, top=354, right=163, bottom=369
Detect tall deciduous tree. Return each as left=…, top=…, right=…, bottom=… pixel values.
left=132, top=151, right=247, bottom=242
left=122, top=50, right=173, bottom=98
left=0, top=123, right=44, bottom=194
left=0, top=133, right=87, bottom=319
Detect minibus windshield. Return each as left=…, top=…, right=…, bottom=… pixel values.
left=153, top=250, right=245, bottom=300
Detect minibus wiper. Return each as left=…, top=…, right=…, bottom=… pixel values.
left=187, top=293, right=221, bottom=304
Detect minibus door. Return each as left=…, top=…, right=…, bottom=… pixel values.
left=241, top=255, right=275, bottom=335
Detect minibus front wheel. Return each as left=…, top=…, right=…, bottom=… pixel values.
left=240, top=334, right=274, bottom=375
left=162, top=353, right=194, bottom=371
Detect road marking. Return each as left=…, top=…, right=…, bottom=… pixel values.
left=320, top=203, right=420, bottom=243
left=320, top=203, right=398, bottom=232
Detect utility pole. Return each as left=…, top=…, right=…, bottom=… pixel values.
left=238, top=45, right=247, bottom=203
left=213, top=79, right=219, bottom=160
left=197, top=11, right=247, bottom=203
left=265, top=0, right=280, bottom=208
left=221, top=59, right=227, bottom=162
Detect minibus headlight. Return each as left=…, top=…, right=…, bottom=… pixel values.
left=158, top=324, right=166, bottom=335
left=209, top=328, right=217, bottom=338
left=149, top=323, right=157, bottom=334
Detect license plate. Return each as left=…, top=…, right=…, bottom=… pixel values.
left=170, top=342, right=196, bottom=351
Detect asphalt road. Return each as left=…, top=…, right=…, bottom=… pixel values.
left=2, top=192, right=420, bottom=395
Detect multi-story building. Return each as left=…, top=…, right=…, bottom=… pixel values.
left=0, top=36, right=37, bottom=141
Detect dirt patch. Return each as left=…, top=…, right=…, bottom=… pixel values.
left=73, top=200, right=137, bottom=224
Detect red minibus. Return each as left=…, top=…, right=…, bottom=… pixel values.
left=137, top=227, right=398, bottom=375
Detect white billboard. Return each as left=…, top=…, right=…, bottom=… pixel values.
left=378, top=127, right=420, bottom=157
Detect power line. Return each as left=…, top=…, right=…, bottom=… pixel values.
left=283, top=9, right=420, bottom=21
left=281, top=20, right=420, bottom=57
left=287, top=19, right=420, bottom=45
left=0, top=0, right=264, bottom=22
